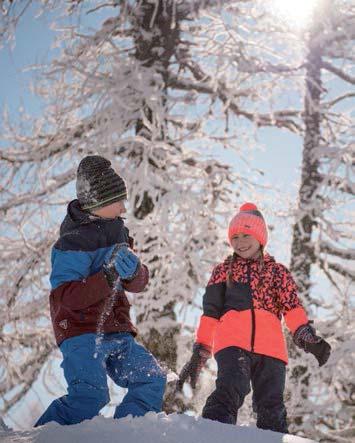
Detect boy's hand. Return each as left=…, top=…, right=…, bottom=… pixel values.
left=112, top=246, right=140, bottom=280
left=293, top=323, right=331, bottom=367
left=104, top=244, right=140, bottom=286
left=176, top=343, right=211, bottom=391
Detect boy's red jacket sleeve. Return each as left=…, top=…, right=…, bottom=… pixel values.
left=122, top=264, right=149, bottom=293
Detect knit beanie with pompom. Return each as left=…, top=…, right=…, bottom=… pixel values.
left=228, top=202, right=268, bottom=246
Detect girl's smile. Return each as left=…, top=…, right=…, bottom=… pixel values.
left=231, top=233, right=261, bottom=259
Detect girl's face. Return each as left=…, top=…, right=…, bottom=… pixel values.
left=231, top=233, right=261, bottom=259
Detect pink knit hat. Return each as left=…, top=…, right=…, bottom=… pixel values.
left=228, top=202, right=268, bottom=246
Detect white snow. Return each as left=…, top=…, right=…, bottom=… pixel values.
left=0, top=412, right=317, bottom=443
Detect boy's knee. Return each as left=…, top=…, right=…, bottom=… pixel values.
left=130, top=375, right=166, bottom=412
left=143, top=364, right=166, bottom=392
left=155, top=372, right=167, bottom=389
left=69, top=383, right=110, bottom=412
left=145, top=374, right=167, bottom=399
left=72, top=392, right=109, bottom=422
left=93, top=389, right=110, bottom=411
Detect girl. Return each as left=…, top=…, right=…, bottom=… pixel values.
left=177, top=202, right=331, bottom=433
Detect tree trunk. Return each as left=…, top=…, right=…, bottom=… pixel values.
left=289, top=26, right=323, bottom=304
left=288, top=2, right=325, bottom=430
left=130, top=0, right=188, bottom=413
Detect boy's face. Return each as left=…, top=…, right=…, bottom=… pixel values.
left=91, top=200, right=127, bottom=219
left=231, top=233, right=261, bottom=259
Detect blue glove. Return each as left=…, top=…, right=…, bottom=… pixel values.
left=104, top=244, right=140, bottom=283
left=113, top=246, right=140, bottom=280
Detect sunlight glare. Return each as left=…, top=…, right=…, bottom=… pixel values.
left=271, top=0, right=319, bottom=28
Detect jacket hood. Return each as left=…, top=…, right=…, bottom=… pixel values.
left=59, top=199, right=125, bottom=236
left=59, top=200, right=91, bottom=236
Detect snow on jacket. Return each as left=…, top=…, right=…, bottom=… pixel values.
left=195, top=253, right=309, bottom=363
left=49, top=199, right=149, bottom=345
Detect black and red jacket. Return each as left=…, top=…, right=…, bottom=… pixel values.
left=49, top=200, right=148, bottom=345
left=195, top=253, right=309, bottom=363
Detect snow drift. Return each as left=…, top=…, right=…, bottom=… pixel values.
left=0, top=412, right=316, bottom=443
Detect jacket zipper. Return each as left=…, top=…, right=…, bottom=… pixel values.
left=248, top=264, right=256, bottom=352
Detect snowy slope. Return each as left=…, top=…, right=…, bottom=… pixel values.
left=0, top=413, right=317, bottom=443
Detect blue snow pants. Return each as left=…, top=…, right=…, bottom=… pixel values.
left=35, top=332, right=166, bottom=426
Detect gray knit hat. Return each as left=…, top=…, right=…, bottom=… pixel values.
left=76, top=155, right=127, bottom=211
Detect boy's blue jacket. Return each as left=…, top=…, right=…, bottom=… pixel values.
left=49, top=199, right=149, bottom=345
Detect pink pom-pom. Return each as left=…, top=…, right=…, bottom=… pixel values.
left=240, top=202, right=257, bottom=211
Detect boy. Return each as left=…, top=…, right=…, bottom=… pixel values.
left=35, top=155, right=166, bottom=426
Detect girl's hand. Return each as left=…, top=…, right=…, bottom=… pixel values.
left=176, top=343, right=211, bottom=391
left=303, top=339, right=331, bottom=367
left=293, top=323, right=331, bottom=367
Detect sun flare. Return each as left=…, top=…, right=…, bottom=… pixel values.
left=270, top=0, right=319, bottom=28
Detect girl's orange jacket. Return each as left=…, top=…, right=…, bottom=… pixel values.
left=195, top=253, right=309, bottom=364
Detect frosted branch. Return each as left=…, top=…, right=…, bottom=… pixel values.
left=321, top=61, right=355, bottom=85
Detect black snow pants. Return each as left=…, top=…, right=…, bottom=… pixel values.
left=202, top=346, right=288, bottom=434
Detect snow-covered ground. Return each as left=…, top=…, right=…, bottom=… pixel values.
left=0, top=412, right=317, bottom=443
